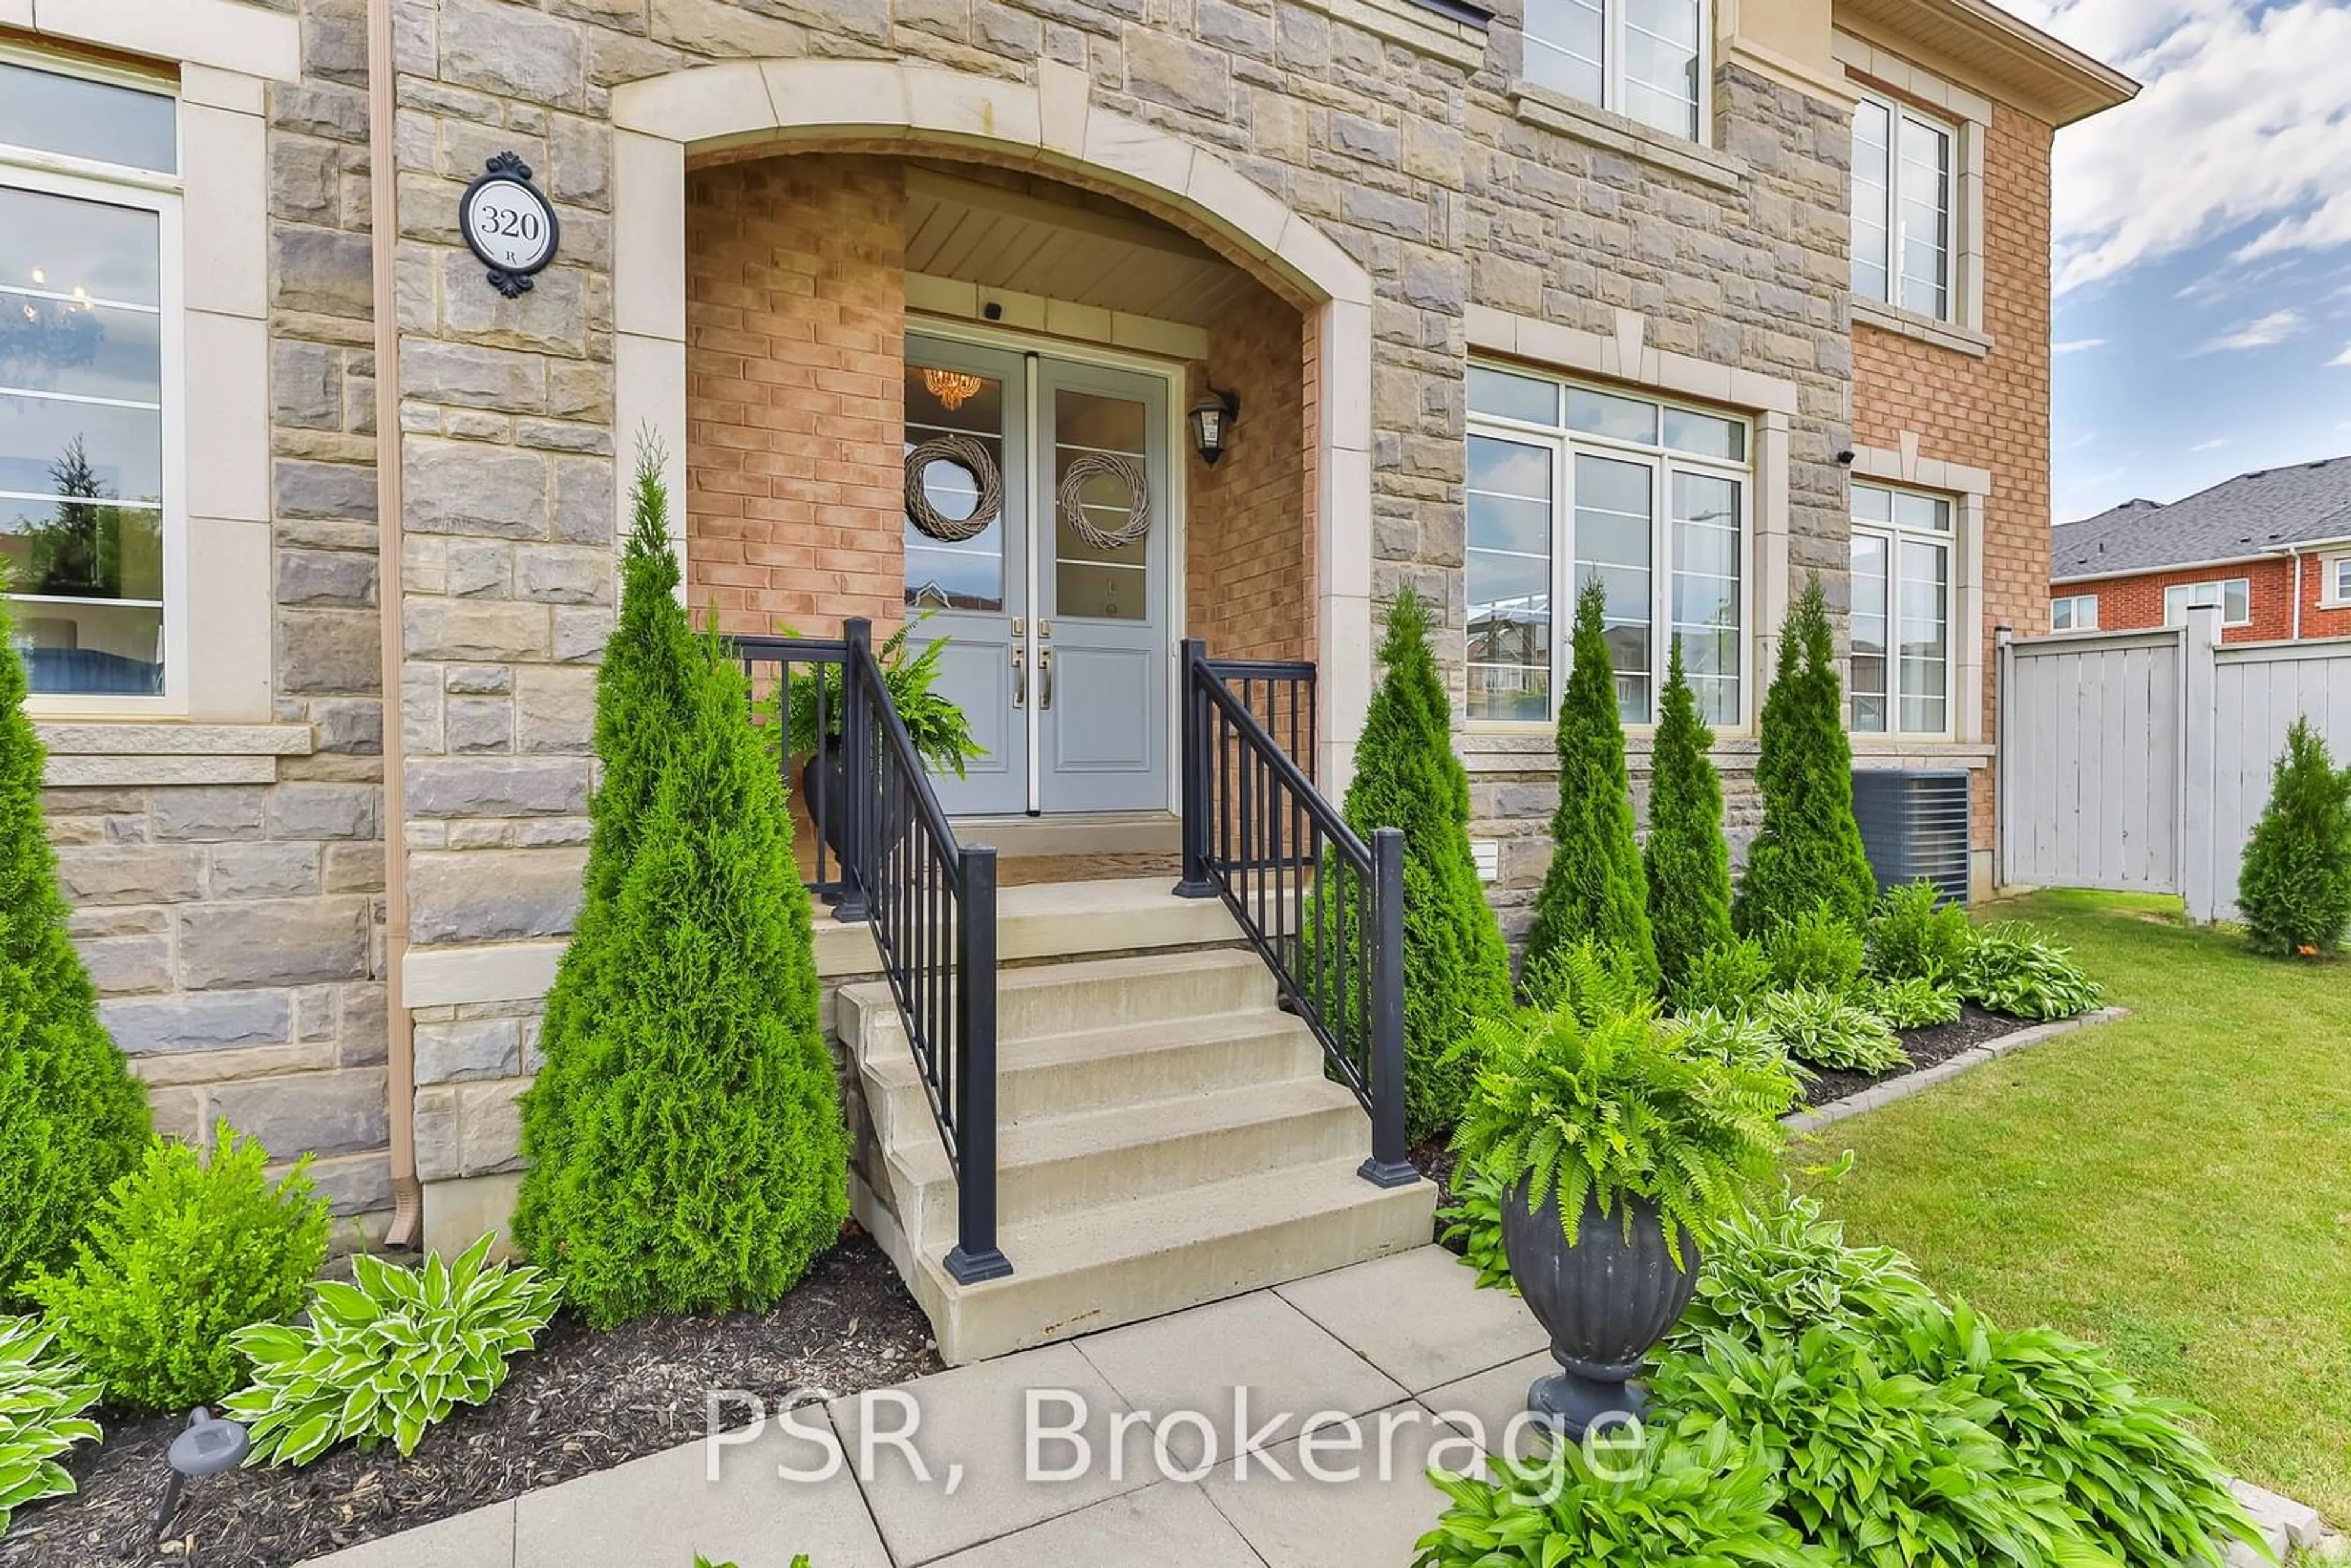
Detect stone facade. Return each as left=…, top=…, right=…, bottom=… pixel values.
left=7, top=0, right=2121, bottom=1235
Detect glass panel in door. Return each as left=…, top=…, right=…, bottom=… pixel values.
left=1035, top=361, right=1170, bottom=814
left=904, top=338, right=1028, bottom=816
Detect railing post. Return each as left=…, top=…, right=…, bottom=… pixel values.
left=1172, top=637, right=1218, bottom=898
left=944, top=844, right=1012, bottom=1283
left=832, top=618, right=872, bottom=923
left=1359, top=826, right=1417, bottom=1188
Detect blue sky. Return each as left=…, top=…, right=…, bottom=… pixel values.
left=2015, top=0, right=2351, bottom=521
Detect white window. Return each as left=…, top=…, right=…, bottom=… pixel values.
left=2050, top=593, right=2098, bottom=632
left=1466, top=365, right=1749, bottom=728
left=2164, top=579, right=2250, bottom=628
left=2328, top=556, right=2351, bottom=607
left=0, top=56, right=180, bottom=700
left=1850, top=484, right=1952, bottom=737
left=1852, top=91, right=1954, bottom=322
left=1522, top=0, right=1710, bottom=144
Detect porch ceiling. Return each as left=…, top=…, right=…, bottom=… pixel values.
left=903, top=168, right=1259, bottom=329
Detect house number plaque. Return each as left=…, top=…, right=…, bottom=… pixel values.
left=460, top=151, right=561, bottom=299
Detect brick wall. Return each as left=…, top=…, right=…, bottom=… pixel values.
left=1187, top=281, right=1310, bottom=664
left=2052, top=555, right=2351, bottom=643
left=1853, top=92, right=2056, bottom=869
left=685, top=156, right=909, bottom=640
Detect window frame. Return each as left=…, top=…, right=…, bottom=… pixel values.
left=1851, top=87, right=1958, bottom=326
left=1849, top=481, right=1956, bottom=741
left=2164, top=578, right=2251, bottom=629
left=1465, top=366, right=1754, bottom=732
left=2050, top=593, right=2098, bottom=632
left=0, top=53, right=187, bottom=716
left=1520, top=0, right=1715, bottom=148
left=2325, top=555, right=2351, bottom=609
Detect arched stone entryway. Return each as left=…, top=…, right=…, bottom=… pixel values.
left=607, top=58, right=1377, bottom=787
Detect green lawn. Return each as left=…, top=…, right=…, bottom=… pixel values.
left=1792, top=890, right=2351, bottom=1521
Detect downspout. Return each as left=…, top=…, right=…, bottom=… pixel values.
left=367, top=0, right=420, bottom=1249
left=2292, top=546, right=2304, bottom=642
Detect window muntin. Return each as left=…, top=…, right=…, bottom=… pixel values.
left=1852, top=91, right=1955, bottom=323
left=1467, top=368, right=1749, bottom=727
left=1523, top=0, right=1707, bottom=144
left=2050, top=594, right=2098, bottom=632
left=1850, top=483, right=1952, bottom=737
left=2164, top=579, right=2250, bottom=628
left=0, top=70, right=179, bottom=701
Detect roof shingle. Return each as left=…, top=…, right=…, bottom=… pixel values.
left=2054, top=457, right=2351, bottom=580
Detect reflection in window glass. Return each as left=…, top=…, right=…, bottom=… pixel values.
left=1898, top=538, right=1948, bottom=734
left=1468, top=435, right=1552, bottom=721
left=1662, top=407, right=1744, bottom=462
left=1850, top=533, right=1889, bottom=734
left=1468, top=365, right=1558, bottom=426
left=1566, top=387, right=1658, bottom=444
left=1523, top=0, right=1605, bottom=108
left=1670, top=470, right=1740, bottom=724
left=1621, top=0, right=1702, bottom=141
left=1, top=152, right=172, bottom=694
left=1575, top=453, right=1653, bottom=723
left=1899, top=115, right=1951, bottom=320
left=1052, top=389, right=1148, bottom=622
left=1851, top=99, right=1891, bottom=302
left=904, top=364, right=1007, bottom=612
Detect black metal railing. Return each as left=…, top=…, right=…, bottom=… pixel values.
left=735, top=632, right=859, bottom=907
left=736, top=620, right=1010, bottom=1283
left=1174, top=640, right=1416, bottom=1188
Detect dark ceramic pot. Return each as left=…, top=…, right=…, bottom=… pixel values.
left=799, top=737, right=913, bottom=870
left=1500, top=1174, right=1699, bottom=1438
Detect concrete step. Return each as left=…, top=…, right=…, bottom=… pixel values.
left=910, top=1155, right=1436, bottom=1362
left=816, top=875, right=1247, bottom=979
left=858, top=1010, right=1327, bottom=1147
left=883, top=1075, right=1370, bottom=1251
left=839, top=947, right=1276, bottom=1051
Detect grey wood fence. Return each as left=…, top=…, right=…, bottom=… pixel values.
left=1998, top=605, right=2351, bottom=921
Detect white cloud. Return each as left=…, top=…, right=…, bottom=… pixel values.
left=2190, top=437, right=2230, bottom=451
left=2052, top=338, right=2109, bottom=355
left=2008, top=1, right=2351, bottom=294
left=2194, top=309, right=2305, bottom=353
left=2332, top=342, right=2351, bottom=367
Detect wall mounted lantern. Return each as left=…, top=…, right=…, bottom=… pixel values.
left=1188, top=385, right=1241, bottom=467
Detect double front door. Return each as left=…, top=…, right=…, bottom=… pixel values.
left=902, top=334, right=1174, bottom=817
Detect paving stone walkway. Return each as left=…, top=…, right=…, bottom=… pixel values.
left=306, top=1241, right=2334, bottom=1568
left=306, top=1246, right=1554, bottom=1568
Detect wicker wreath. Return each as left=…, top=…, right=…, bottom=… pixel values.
left=1056, top=451, right=1153, bottom=550
left=904, top=434, right=1003, bottom=543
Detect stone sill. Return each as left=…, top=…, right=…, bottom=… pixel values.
left=1850, top=739, right=1994, bottom=767
left=1458, top=726, right=1762, bottom=773
left=1853, top=298, right=1993, bottom=358
left=1306, top=0, right=1490, bottom=69
left=38, top=722, right=314, bottom=787
left=1508, top=83, right=1749, bottom=192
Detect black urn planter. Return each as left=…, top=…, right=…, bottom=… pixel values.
left=799, top=737, right=915, bottom=870
left=1500, top=1174, right=1700, bottom=1439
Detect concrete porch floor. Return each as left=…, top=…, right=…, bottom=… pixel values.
left=303, top=1245, right=1554, bottom=1568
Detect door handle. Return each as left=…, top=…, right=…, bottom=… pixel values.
left=1039, top=648, right=1054, bottom=710
left=1011, top=645, right=1026, bottom=709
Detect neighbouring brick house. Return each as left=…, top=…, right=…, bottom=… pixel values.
left=2, top=0, right=2129, bottom=1271
left=2053, top=459, right=2351, bottom=646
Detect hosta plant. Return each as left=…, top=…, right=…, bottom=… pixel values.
left=0, top=1316, right=100, bottom=1537
left=1414, top=1422, right=1835, bottom=1568
left=1663, top=1182, right=1935, bottom=1355
left=1671, top=936, right=1775, bottom=1017
left=1663, top=1007, right=1802, bottom=1076
left=1853, top=974, right=1963, bottom=1030
left=1895, top=1304, right=2266, bottom=1568
left=1450, top=1005, right=1798, bottom=1269
left=227, top=1234, right=562, bottom=1464
left=1434, top=1159, right=1515, bottom=1294
left=1651, top=1326, right=2105, bottom=1568
left=1960, top=923, right=2105, bottom=1020
left=1868, top=879, right=1976, bottom=984
left=1754, top=988, right=1908, bottom=1074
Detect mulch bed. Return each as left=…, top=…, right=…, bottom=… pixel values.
left=1793, top=1003, right=2039, bottom=1110
left=0, top=1234, right=939, bottom=1568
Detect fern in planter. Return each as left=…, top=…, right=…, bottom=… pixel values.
left=762, top=614, right=983, bottom=779
left=227, top=1234, right=561, bottom=1464
left=1450, top=1006, right=1799, bottom=1267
